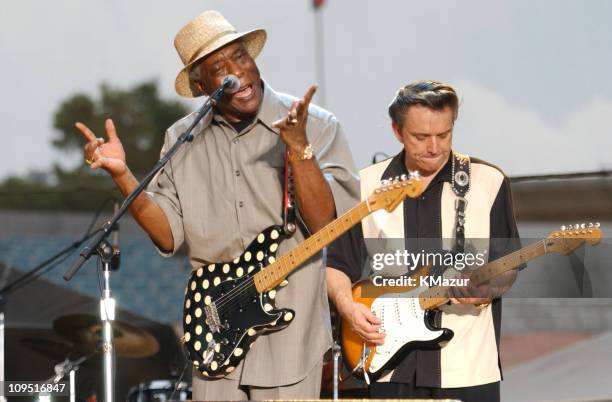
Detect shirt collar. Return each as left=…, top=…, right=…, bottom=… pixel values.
left=256, top=80, right=284, bottom=133
left=211, top=79, right=283, bottom=135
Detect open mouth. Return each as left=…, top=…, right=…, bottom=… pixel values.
left=233, top=84, right=253, bottom=100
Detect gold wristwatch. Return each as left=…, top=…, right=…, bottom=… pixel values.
left=288, top=143, right=314, bottom=162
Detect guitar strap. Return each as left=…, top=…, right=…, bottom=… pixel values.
left=451, top=151, right=471, bottom=254
left=283, top=150, right=297, bottom=237
left=430, top=152, right=472, bottom=331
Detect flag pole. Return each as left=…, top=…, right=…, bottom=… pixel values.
left=314, top=1, right=327, bottom=107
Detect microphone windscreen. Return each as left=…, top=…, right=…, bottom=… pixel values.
left=222, top=75, right=241, bottom=94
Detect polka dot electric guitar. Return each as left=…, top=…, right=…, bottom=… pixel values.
left=182, top=174, right=423, bottom=378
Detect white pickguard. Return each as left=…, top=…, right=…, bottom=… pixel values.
left=368, top=287, right=446, bottom=373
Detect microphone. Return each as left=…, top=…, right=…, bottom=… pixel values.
left=65, top=76, right=240, bottom=281
left=221, top=75, right=240, bottom=94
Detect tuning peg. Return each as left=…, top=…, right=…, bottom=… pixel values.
left=561, top=225, right=567, bottom=230
left=580, top=223, right=586, bottom=229
left=380, top=179, right=388, bottom=186
left=588, top=223, right=594, bottom=228
left=409, top=170, right=421, bottom=179
left=400, top=173, right=408, bottom=181
left=595, top=222, right=601, bottom=228
left=567, top=224, right=573, bottom=230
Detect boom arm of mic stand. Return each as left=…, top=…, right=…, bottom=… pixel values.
left=64, top=90, right=223, bottom=281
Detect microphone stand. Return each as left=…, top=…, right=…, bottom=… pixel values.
left=0, top=221, right=105, bottom=402
left=63, top=79, right=232, bottom=402
left=332, top=341, right=341, bottom=400
left=45, top=349, right=98, bottom=402
left=0, top=230, right=103, bottom=297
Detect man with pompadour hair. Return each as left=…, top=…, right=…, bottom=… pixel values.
left=327, top=80, right=520, bottom=402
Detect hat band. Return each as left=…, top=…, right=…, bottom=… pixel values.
left=187, top=29, right=238, bottom=65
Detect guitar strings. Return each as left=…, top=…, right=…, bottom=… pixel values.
left=212, top=246, right=293, bottom=310
left=202, top=260, right=268, bottom=310
left=214, top=261, right=285, bottom=314
left=215, top=280, right=255, bottom=313
left=211, top=274, right=255, bottom=310
left=213, top=261, right=278, bottom=312
left=210, top=235, right=329, bottom=315
left=215, top=250, right=297, bottom=313
left=203, top=204, right=371, bottom=315
left=212, top=258, right=288, bottom=317
left=213, top=204, right=366, bottom=308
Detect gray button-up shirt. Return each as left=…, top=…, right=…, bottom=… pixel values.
left=147, top=81, right=359, bottom=386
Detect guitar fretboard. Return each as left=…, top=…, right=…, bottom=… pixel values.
left=253, top=202, right=371, bottom=292
left=418, top=240, right=548, bottom=310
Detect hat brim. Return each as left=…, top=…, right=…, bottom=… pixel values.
left=174, top=28, right=266, bottom=98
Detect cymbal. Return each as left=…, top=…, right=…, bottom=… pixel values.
left=20, top=337, right=100, bottom=366
left=21, top=337, right=76, bottom=360
left=53, top=314, right=160, bottom=358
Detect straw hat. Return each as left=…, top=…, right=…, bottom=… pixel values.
left=174, top=11, right=267, bottom=98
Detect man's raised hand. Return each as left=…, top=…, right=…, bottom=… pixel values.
left=76, top=118, right=127, bottom=178
left=273, top=84, right=318, bottom=153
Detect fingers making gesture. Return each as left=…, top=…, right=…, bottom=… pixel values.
left=76, top=118, right=127, bottom=178
left=273, top=84, right=318, bottom=154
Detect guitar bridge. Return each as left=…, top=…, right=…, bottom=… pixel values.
left=205, top=302, right=221, bottom=333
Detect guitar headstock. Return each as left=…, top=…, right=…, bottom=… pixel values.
left=545, top=222, right=603, bottom=255
left=366, top=172, right=424, bottom=213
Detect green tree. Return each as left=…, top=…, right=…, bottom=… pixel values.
left=0, top=81, right=188, bottom=211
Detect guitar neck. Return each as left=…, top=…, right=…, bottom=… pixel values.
left=418, top=240, right=548, bottom=310
left=253, top=202, right=371, bottom=292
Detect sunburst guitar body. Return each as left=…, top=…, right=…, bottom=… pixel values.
left=342, top=224, right=603, bottom=380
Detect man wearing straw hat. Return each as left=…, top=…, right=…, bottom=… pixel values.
left=76, top=10, right=359, bottom=400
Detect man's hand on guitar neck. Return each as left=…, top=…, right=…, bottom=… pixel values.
left=448, top=269, right=517, bottom=306
left=448, top=274, right=492, bottom=306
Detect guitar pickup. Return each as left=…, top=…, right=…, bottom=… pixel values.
left=205, top=302, right=221, bottom=333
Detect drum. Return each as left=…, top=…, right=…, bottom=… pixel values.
left=126, top=380, right=191, bottom=402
